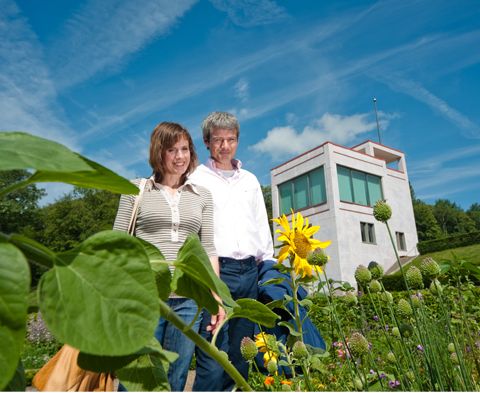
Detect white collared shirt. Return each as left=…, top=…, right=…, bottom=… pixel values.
left=189, top=158, right=274, bottom=262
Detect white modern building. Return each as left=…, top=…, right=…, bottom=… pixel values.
left=270, top=140, right=419, bottom=286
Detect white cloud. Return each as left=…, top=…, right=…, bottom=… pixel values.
left=209, top=0, right=288, bottom=27
left=50, top=0, right=197, bottom=90
left=234, top=78, right=249, bottom=102
left=251, top=112, right=395, bottom=160
left=0, top=0, right=78, bottom=149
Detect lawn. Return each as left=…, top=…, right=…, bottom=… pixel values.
left=411, top=243, right=480, bottom=266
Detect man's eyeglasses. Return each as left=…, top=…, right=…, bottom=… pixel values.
left=210, top=137, right=238, bottom=146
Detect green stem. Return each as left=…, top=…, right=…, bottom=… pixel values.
left=289, top=270, right=303, bottom=341
left=159, top=299, right=252, bottom=391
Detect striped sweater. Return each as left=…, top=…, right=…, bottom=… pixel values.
left=113, top=178, right=217, bottom=262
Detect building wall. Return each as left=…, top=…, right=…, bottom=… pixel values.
left=270, top=141, right=418, bottom=287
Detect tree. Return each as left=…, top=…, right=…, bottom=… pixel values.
left=433, top=199, right=476, bottom=235
left=413, top=200, right=442, bottom=241
left=467, top=203, right=480, bottom=231
left=0, top=170, right=45, bottom=235
left=38, top=188, right=120, bottom=252
left=261, top=185, right=273, bottom=237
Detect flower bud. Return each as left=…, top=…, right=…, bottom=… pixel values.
left=392, top=327, right=401, bottom=338
left=447, top=343, right=455, bottom=353
left=267, top=359, right=278, bottom=374
left=348, top=332, right=369, bottom=357
left=292, top=341, right=309, bottom=360
left=420, top=257, right=441, bottom=278
left=369, top=279, right=382, bottom=293
left=396, top=299, right=413, bottom=318
left=240, top=337, right=258, bottom=361
left=373, top=200, right=392, bottom=222
left=410, top=293, right=422, bottom=308
left=386, top=351, right=396, bottom=363
left=282, top=384, right=292, bottom=391
left=405, top=266, right=424, bottom=289
left=450, top=352, right=459, bottom=365
left=307, top=248, right=329, bottom=266
left=429, top=279, right=443, bottom=295
left=354, top=265, right=372, bottom=286
left=368, top=261, right=384, bottom=279
left=344, top=291, right=358, bottom=305
left=354, top=377, right=364, bottom=391
left=381, top=291, right=393, bottom=304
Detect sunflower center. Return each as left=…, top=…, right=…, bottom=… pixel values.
left=293, top=231, right=311, bottom=258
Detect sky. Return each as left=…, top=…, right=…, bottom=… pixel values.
left=1, top=0, right=480, bottom=209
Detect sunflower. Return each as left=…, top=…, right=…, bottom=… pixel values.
left=255, top=332, right=279, bottom=366
left=272, top=211, right=331, bottom=277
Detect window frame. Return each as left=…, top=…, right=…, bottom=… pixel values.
left=337, top=165, right=383, bottom=207
left=396, top=231, right=407, bottom=251
left=360, top=222, right=376, bottom=244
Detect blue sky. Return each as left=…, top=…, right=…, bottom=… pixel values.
left=1, top=0, right=479, bottom=209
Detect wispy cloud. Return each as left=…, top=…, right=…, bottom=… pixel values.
left=234, top=78, right=249, bottom=102
left=411, top=144, right=480, bottom=174
left=209, top=0, right=288, bottom=27
left=0, top=0, right=78, bottom=149
left=375, top=75, right=480, bottom=139
left=49, top=0, right=197, bottom=90
left=250, top=112, right=396, bottom=160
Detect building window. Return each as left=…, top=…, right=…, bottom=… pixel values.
left=278, top=166, right=327, bottom=215
left=396, top=232, right=406, bottom=251
left=360, top=222, right=376, bottom=244
left=337, top=165, right=383, bottom=207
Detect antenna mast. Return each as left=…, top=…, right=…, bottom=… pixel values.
left=373, top=97, right=382, bottom=144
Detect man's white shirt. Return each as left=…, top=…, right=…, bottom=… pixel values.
left=189, top=158, right=274, bottom=262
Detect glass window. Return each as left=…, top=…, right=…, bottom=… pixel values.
left=310, top=167, right=327, bottom=205
left=396, top=232, right=406, bottom=251
left=352, top=171, right=368, bottom=206
left=279, top=182, right=293, bottom=215
left=361, top=222, right=376, bottom=244
left=367, top=175, right=383, bottom=206
left=293, top=175, right=309, bottom=210
left=338, top=166, right=353, bottom=202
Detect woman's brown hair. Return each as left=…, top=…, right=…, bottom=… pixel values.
left=149, top=122, right=198, bottom=184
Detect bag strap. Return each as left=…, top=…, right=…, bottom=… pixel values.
left=127, top=178, right=149, bottom=235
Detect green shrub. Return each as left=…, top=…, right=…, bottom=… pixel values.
left=418, top=231, right=480, bottom=254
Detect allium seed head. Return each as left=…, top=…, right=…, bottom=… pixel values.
left=429, top=279, right=443, bottom=295
left=354, top=377, right=364, bottom=391
left=420, top=257, right=441, bottom=278
left=397, top=299, right=413, bottom=318
left=369, top=279, right=382, bottom=293
left=381, top=291, right=394, bottom=304
left=348, top=332, right=369, bottom=357
left=405, top=266, right=424, bottom=289
left=292, top=341, right=309, bottom=360
left=392, top=327, right=401, bottom=338
left=373, top=200, right=392, bottom=222
left=386, top=351, right=396, bottom=363
left=410, top=293, right=422, bottom=308
left=447, top=343, right=455, bottom=353
left=354, top=265, right=372, bottom=286
left=282, top=384, right=292, bottom=391
left=240, top=337, right=258, bottom=361
left=368, top=261, right=384, bottom=279
left=266, top=359, right=278, bottom=374
left=307, top=248, right=329, bottom=267
left=344, top=291, right=358, bottom=305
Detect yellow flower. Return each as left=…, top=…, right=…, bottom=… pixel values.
left=263, top=350, right=278, bottom=366
left=255, top=333, right=279, bottom=366
left=272, top=211, right=331, bottom=277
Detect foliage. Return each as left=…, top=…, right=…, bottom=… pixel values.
left=413, top=200, right=442, bottom=241
left=467, top=203, right=480, bottom=231
left=433, top=199, right=476, bottom=235
left=417, top=230, right=480, bottom=254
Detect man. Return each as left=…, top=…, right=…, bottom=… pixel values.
left=189, top=111, right=274, bottom=391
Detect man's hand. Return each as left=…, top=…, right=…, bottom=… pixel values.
left=207, top=305, right=226, bottom=334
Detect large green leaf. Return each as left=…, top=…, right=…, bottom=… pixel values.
left=136, top=238, right=171, bottom=301
left=0, top=233, right=55, bottom=269
left=0, top=243, right=30, bottom=390
left=38, top=230, right=159, bottom=356
left=116, top=339, right=178, bottom=392
left=230, top=298, right=279, bottom=328
left=0, top=132, right=138, bottom=195
left=173, top=234, right=235, bottom=312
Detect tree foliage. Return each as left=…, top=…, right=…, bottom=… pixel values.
left=413, top=200, right=442, bottom=241
left=467, top=203, right=480, bottom=231
left=433, top=199, right=476, bottom=235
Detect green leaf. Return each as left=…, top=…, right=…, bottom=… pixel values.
left=264, top=299, right=288, bottom=311
left=230, top=298, right=279, bottom=328
left=0, top=132, right=138, bottom=195
left=0, top=243, right=30, bottom=390
left=174, top=234, right=235, bottom=310
left=278, top=321, right=301, bottom=337
left=1, top=233, right=55, bottom=269
left=260, top=277, right=286, bottom=286
left=298, top=298, right=313, bottom=308
left=136, top=238, right=171, bottom=300
left=116, top=339, right=178, bottom=392
left=38, top=230, right=159, bottom=356
left=4, top=361, right=26, bottom=392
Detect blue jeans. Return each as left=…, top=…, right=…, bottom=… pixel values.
left=155, top=297, right=200, bottom=392
left=193, top=257, right=258, bottom=391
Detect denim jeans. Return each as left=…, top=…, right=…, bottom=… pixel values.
left=155, top=297, right=200, bottom=392
left=193, top=256, right=258, bottom=391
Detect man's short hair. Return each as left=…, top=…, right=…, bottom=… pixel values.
left=202, top=112, right=240, bottom=143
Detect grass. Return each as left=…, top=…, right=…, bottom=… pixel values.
left=410, top=243, right=480, bottom=267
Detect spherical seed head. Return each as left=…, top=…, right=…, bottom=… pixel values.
left=386, top=351, right=396, bottom=363
left=368, top=261, right=384, bottom=279
left=292, top=340, right=309, bottom=360
left=240, top=337, right=258, bottom=361
left=267, top=359, right=278, bottom=374
left=420, top=257, right=441, bottom=278
left=282, top=384, right=292, bottom=392
left=392, top=327, right=401, bottom=338
left=450, top=352, right=459, bottom=365
left=355, top=265, right=372, bottom=286
left=405, top=266, right=424, bottom=289
left=429, top=279, right=443, bottom=295
left=410, top=293, right=422, bottom=308
left=405, top=371, right=415, bottom=382
left=369, top=279, right=382, bottom=293
left=348, top=332, right=369, bottom=357
left=344, top=291, right=358, bottom=305
left=399, top=323, right=414, bottom=338
left=397, top=299, right=413, bottom=318
left=373, top=200, right=392, bottom=222
left=448, top=343, right=455, bottom=353
left=307, top=248, right=329, bottom=267
left=381, top=291, right=394, bottom=304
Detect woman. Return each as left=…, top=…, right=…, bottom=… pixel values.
left=113, top=121, right=224, bottom=391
